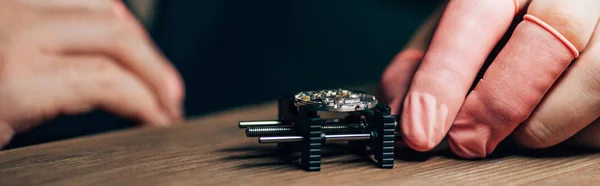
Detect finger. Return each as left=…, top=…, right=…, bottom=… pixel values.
left=30, top=9, right=182, bottom=122
left=0, top=55, right=174, bottom=132
left=448, top=0, right=600, bottom=158
left=512, top=24, right=600, bottom=148
left=378, top=1, right=447, bottom=114
left=112, top=1, right=186, bottom=117
left=400, top=0, right=526, bottom=151
left=55, top=55, right=175, bottom=127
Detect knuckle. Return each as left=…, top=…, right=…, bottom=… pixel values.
left=81, top=59, right=141, bottom=107
left=418, top=61, right=469, bottom=90
left=482, top=95, right=529, bottom=125
left=527, top=1, right=590, bottom=50
left=436, top=67, right=468, bottom=90
left=514, top=119, right=554, bottom=149
left=107, top=22, right=133, bottom=50
left=65, top=57, right=119, bottom=90
left=87, top=59, right=120, bottom=88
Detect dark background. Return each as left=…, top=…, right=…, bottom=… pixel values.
left=5, top=0, right=441, bottom=149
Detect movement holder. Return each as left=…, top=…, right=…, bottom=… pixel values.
left=238, top=89, right=398, bottom=172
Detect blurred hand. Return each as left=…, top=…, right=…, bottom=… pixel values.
left=380, top=0, right=600, bottom=158
left=0, top=0, right=185, bottom=147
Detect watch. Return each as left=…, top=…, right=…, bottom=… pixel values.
left=293, top=89, right=378, bottom=112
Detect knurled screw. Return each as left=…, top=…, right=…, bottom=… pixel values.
left=245, top=126, right=296, bottom=137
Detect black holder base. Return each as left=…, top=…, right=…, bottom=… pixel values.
left=274, top=95, right=397, bottom=171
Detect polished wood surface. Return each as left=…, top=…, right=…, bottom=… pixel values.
left=1, top=86, right=600, bottom=185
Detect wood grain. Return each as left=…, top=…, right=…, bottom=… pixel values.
left=1, top=85, right=600, bottom=185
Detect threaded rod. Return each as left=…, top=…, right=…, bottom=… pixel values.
left=245, top=126, right=296, bottom=137
left=245, top=124, right=366, bottom=137
left=258, top=133, right=371, bottom=143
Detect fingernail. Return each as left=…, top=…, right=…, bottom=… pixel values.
left=402, top=92, right=448, bottom=151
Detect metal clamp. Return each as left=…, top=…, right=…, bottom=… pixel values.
left=238, top=89, right=400, bottom=171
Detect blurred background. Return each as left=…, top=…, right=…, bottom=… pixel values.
left=5, top=0, right=442, bottom=149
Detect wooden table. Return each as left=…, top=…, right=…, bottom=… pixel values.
left=1, top=86, right=600, bottom=185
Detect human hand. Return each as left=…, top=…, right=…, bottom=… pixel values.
left=0, top=0, right=185, bottom=147
left=380, top=0, right=600, bottom=158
